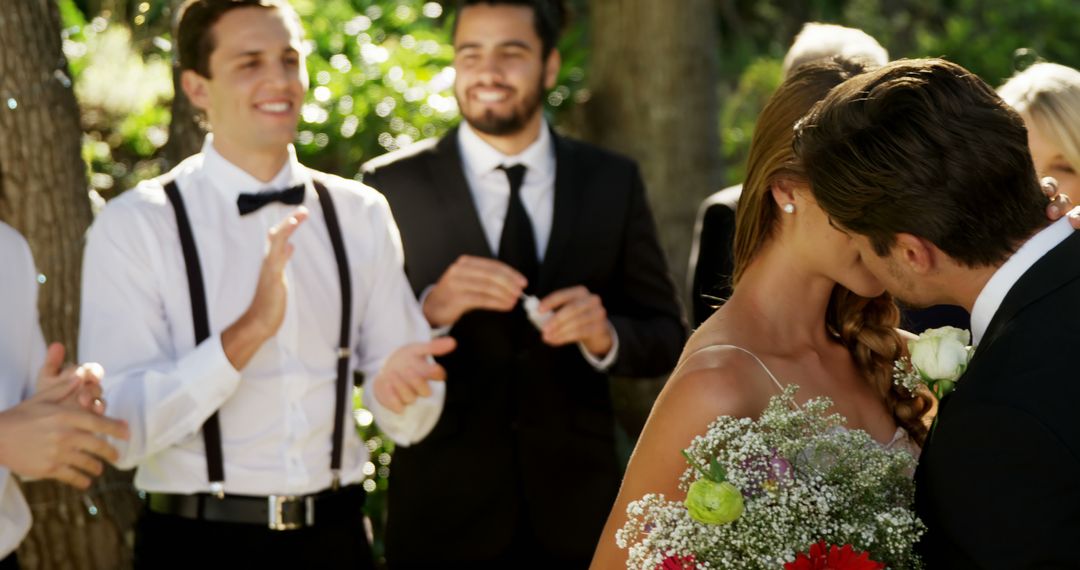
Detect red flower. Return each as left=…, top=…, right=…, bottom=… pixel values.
left=784, top=541, right=885, bottom=570
left=656, top=554, right=696, bottom=570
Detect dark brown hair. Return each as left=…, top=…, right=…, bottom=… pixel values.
left=454, top=0, right=567, bottom=58
left=176, top=0, right=301, bottom=78
left=794, top=58, right=1047, bottom=267
left=733, top=57, right=933, bottom=445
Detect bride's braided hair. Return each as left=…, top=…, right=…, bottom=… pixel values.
left=732, top=57, right=933, bottom=445
left=827, top=289, right=932, bottom=445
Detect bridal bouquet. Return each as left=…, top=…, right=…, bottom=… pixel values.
left=618, top=386, right=924, bottom=569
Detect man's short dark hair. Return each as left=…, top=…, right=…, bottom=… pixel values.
left=794, top=58, right=1047, bottom=267
left=453, top=0, right=567, bottom=58
left=176, top=0, right=300, bottom=78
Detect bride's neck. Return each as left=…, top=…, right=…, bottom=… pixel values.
left=725, top=238, right=837, bottom=350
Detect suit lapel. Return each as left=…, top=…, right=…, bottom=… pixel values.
left=976, top=231, right=1080, bottom=354
left=427, top=128, right=494, bottom=259
left=538, top=131, right=583, bottom=293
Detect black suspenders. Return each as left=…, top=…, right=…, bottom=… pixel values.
left=163, top=177, right=353, bottom=496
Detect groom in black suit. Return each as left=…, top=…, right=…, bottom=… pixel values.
left=362, top=1, right=685, bottom=567
left=796, top=58, right=1080, bottom=568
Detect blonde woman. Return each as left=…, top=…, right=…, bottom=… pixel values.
left=1000, top=62, right=1080, bottom=202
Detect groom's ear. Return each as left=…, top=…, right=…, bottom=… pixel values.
left=893, top=233, right=938, bottom=275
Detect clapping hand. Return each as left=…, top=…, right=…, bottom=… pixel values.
left=371, top=337, right=457, bottom=413
left=1, top=346, right=129, bottom=489
left=223, top=207, right=309, bottom=369
left=36, top=343, right=106, bottom=414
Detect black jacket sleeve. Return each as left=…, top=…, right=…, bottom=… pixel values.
left=607, top=165, right=687, bottom=378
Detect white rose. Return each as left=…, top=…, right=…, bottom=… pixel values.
left=907, top=326, right=972, bottom=382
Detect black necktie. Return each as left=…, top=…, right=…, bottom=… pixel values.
left=497, top=164, right=539, bottom=290
left=236, top=184, right=306, bottom=215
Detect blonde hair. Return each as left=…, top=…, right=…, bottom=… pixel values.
left=733, top=58, right=932, bottom=445
left=782, top=23, right=888, bottom=78
left=999, top=62, right=1080, bottom=177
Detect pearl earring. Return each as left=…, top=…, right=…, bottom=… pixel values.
left=782, top=203, right=795, bottom=214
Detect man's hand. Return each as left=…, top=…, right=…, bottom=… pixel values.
left=422, top=255, right=527, bottom=328
left=223, top=208, right=309, bottom=369
left=538, top=286, right=613, bottom=356
left=0, top=379, right=129, bottom=489
left=36, top=343, right=106, bottom=414
left=371, top=337, right=456, bottom=414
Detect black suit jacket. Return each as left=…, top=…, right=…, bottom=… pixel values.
left=915, top=231, right=1080, bottom=568
left=687, top=184, right=741, bottom=327
left=362, top=128, right=685, bottom=564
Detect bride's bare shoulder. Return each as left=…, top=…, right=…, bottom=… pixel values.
left=655, top=344, right=776, bottom=422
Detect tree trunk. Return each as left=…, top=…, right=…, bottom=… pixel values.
left=162, top=70, right=205, bottom=167
left=583, top=0, right=722, bottom=293
left=582, top=0, right=722, bottom=438
left=0, top=1, right=138, bottom=568
left=162, top=0, right=205, bottom=168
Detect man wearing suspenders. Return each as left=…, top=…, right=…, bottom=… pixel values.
left=78, top=1, right=451, bottom=567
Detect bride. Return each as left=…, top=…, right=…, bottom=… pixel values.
left=590, top=56, right=936, bottom=568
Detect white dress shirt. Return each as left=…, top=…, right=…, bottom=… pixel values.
left=80, top=136, right=440, bottom=496
left=456, top=121, right=618, bottom=370
left=0, top=222, right=45, bottom=557
left=970, top=217, right=1074, bottom=345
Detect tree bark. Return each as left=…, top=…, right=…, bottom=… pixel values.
left=162, top=70, right=205, bottom=167
left=581, top=0, right=722, bottom=438
left=583, top=0, right=722, bottom=294
left=0, top=1, right=138, bottom=568
left=162, top=0, right=205, bottom=167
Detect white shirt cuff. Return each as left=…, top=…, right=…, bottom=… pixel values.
left=578, top=322, right=619, bottom=372
left=362, top=373, right=445, bottom=447
left=181, top=334, right=244, bottom=411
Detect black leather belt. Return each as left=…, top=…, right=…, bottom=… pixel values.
left=145, top=483, right=366, bottom=531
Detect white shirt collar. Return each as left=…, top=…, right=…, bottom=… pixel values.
left=200, top=134, right=309, bottom=200
left=457, top=119, right=555, bottom=179
left=970, top=216, right=1073, bottom=345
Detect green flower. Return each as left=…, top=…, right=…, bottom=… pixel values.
left=685, top=479, right=744, bottom=525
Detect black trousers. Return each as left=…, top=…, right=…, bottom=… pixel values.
left=0, top=553, right=18, bottom=570
left=134, top=489, right=373, bottom=570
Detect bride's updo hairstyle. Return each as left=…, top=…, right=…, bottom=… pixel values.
left=731, top=57, right=933, bottom=445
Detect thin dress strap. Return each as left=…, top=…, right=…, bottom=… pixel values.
left=676, top=344, right=787, bottom=394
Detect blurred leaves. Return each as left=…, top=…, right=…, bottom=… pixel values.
left=290, top=0, right=458, bottom=177
left=714, top=0, right=1080, bottom=185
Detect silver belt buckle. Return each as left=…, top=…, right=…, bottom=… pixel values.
left=267, top=494, right=315, bottom=530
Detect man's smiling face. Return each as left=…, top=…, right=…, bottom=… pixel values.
left=186, top=5, right=308, bottom=155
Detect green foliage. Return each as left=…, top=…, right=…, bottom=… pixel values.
left=715, top=0, right=1080, bottom=186
left=62, top=1, right=173, bottom=198
left=352, top=385, right=395, bottom=563
left=720, top=58, right=782, bottom=186
left=291, top=0, right=457, bottom=178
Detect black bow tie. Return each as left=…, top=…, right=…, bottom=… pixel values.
left=236, top=184, right=306, bottom=215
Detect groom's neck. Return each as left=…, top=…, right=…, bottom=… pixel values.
left=946, top=265, right=998, bottom=313
left=940, top=223, right=1047, bottom=312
